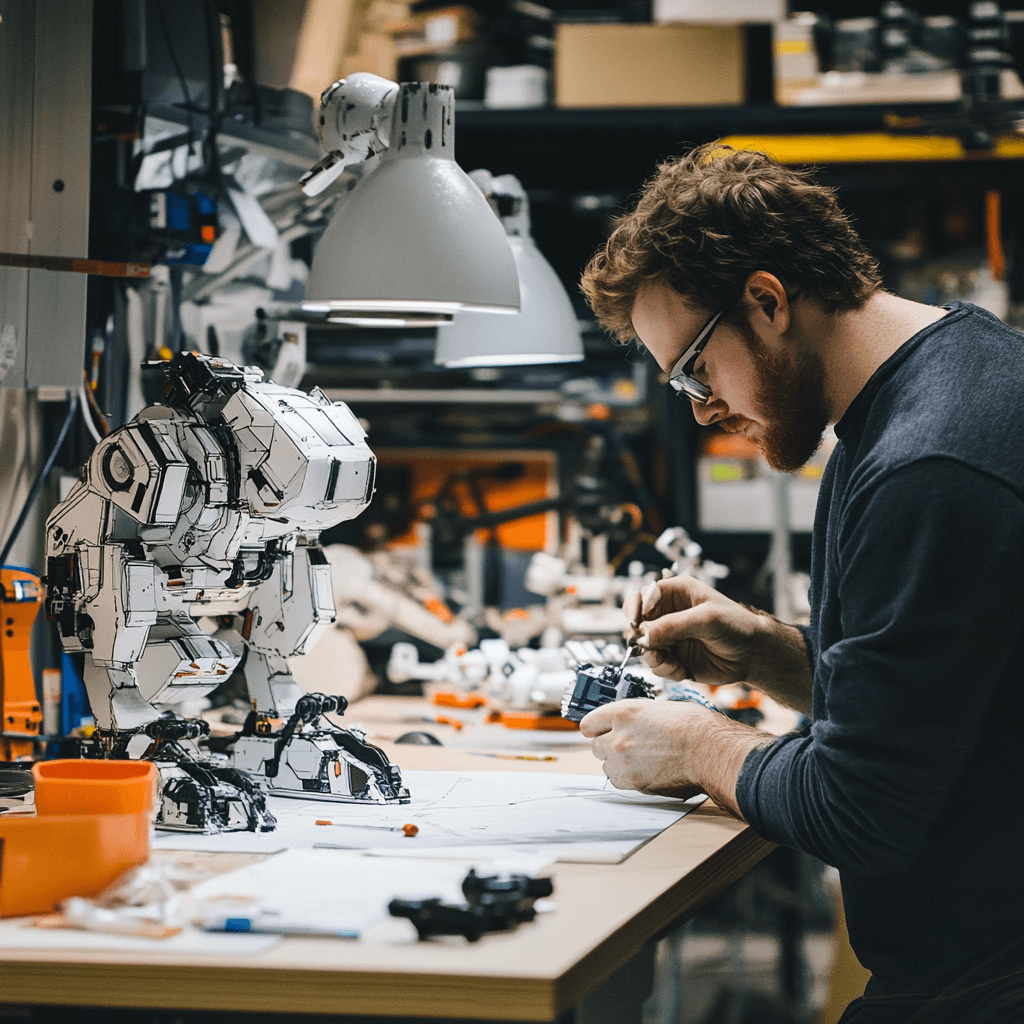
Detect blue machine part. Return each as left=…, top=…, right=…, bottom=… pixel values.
left=60, top=651, right=92, bottom=734
left=165, top=242, right=213, bottom=265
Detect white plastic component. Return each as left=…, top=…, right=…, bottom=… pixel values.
left=300, top=73, right=399, bottom=196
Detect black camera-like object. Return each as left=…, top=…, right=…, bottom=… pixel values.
left=560, top=663, right=656, bottom=722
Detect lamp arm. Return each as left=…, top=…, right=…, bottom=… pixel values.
left=299, top=73, right=400, bottom=197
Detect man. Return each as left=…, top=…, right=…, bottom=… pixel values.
left=578, top=144, right=1024, bottom=1022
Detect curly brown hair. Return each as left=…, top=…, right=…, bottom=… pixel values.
left=581, top=143, right=882, bottom=343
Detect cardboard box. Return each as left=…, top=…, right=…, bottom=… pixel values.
left=554, top=23, right=745, bottom=108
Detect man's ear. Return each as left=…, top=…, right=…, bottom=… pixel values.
left=743, top=272, right=790, bottom=335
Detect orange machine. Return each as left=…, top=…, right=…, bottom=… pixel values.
left=0, top=567, right=44, bottom=760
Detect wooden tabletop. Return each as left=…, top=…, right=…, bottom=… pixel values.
left=0, top=696, right=775, bottom=1021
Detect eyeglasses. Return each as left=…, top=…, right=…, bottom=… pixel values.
left=666, top=308, right=724, bottom=403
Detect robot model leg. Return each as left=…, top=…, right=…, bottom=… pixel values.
left=81, top=632, right=276, bottom=834
left=119, top=717, right=276, bottom=833
left=231, top=656, right=409, bottom=804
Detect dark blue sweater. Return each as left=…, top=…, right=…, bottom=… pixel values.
left=736, top=303, right=1024, bottom=998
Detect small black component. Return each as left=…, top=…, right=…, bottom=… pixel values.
left=144, top=717, right=210, bottom=741
left=0, top=762, right=35, bottom=798
left=161, top=759, right=277, bottom=833
left=56, top=733, right=106, bottom=759
left=560, top=663, right=656, bottom=722
left=261, top=692, right=346, bottom=778
left=389, top=869, right=554, bottom=942
left=395, top=731, right=442, bottom=746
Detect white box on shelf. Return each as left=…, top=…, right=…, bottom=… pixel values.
left=699, top=477, right=820, bottom=533
left=654, top=0, right=785, bottom=23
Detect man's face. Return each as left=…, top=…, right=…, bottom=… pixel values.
left=631, top=279, right=830, bottom=473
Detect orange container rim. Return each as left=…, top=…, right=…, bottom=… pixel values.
left=34, top=760, right=155, bottom=783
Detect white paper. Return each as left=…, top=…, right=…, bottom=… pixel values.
left=153, top=771, right=704, bottom=863
left=191, top=847, right=555, bottom=936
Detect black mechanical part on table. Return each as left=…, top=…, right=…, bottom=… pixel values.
left=113, top=715, right=276, bottom=833
left=389, top=869, right=554, bottom=942
left=231, top=691, right=410, bottom=804
left=560, top=662, right=655, bottom=723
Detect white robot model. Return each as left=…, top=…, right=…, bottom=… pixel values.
left=45, top=353, right=408, bottom=832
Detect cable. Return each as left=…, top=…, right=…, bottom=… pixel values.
left=80, top=382, right=104, bottom=444
left=0, top=395, right=80, bottom=567
left=153, top=0, right=196, bottom=184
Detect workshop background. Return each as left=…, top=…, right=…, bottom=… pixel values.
left=3, top=0, right=1023, bottom=1021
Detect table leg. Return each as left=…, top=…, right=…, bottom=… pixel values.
left=559, top=943, right=657, bottom=1024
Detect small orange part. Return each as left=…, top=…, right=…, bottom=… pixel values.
left=986, top=189, right=1004, bottom=282
left=432, top=689, right=487, bottom=709
left=402, top=823, right=419, bottom=837
left=1, top=567, right=45, bottom=751
left=499, top=711, right=579, bottom=731
left=423, top=596, right=455, bottom=623
left=435, top=715, right=464, bottom=731
left=200, top=224, right=216, bottom=243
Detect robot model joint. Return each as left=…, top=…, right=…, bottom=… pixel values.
left=45, top=353, right=408, bottom=831
left=560, top=664, right=655, bottom=723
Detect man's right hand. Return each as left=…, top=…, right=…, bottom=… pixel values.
left=624, top=576, right=813, bottom=714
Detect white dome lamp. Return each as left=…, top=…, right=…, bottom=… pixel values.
left=299, top=75, right=520, bottom=327
left=434, top=171, right=584, bottom=366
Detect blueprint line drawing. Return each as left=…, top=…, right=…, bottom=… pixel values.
left=153, top=771, right=704, bottom=862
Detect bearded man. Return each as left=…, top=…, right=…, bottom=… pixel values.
left=579, top=144, right=1024, bottom=1023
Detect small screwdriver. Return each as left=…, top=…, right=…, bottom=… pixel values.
left=315, top=819, right=419, bottom=837
left=616, top=642, right=641, bottom=675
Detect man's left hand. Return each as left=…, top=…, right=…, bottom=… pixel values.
left=579, top=698, right=709, bottom=798
left=579, top=697, right=774, bottom=817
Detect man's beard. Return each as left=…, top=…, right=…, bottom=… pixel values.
left=722, top=318, right=831, bottom=474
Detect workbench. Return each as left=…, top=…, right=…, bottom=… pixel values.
left=0, top=696, right=775, bottom=1023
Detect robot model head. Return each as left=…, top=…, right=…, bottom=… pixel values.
left=156, top=352, right=375, bottom=536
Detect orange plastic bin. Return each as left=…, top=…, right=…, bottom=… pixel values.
left=0, top=759, right=157, bottom=917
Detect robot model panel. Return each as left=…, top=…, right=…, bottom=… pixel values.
left=46, top=353, right=408, bottom=832
left=560, top=664, right=656, bottom=723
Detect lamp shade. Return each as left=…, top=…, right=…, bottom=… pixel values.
left=434, top=231, right=584, bottom=367
left=303, top=83, right=520, bottom=318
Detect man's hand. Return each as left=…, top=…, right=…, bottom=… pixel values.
left=624, top=576, right=813, bottom=715
left=581, top=698, right=705, bottom=798
left=580, top=697, right=774, bottom=817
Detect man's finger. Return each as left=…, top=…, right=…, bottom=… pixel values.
left=637, top=602, right=721, bottom=650
left=640, top=580, right=662, bottom=619
left=643, top=647, right=691, bottom=680
left=578, top=704, right=616, bottom=737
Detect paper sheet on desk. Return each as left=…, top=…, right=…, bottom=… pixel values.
left=191, top=848, right=556, bottom=937
left=153, top=771, right=705, bottom=862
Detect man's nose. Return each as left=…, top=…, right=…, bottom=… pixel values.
left=690, top=397, right=725, bottom=425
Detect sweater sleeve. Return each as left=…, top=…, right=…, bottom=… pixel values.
left=736, top=458, right=1024, bottom=874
